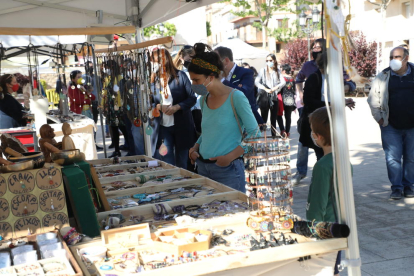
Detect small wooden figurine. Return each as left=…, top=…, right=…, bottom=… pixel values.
left=39, top=124, right=62, bottom=163
left=62, top=122, right=76, bottom=150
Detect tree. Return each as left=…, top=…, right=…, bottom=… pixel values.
left=222, top=0, right=290, bottom=49
left=268, top=18, right=301, bottom=43
left=206, top=21, right=212, bottom=37
left=348, top=31, right=379, bottom=78
left=280, top=38, right=310, bottom=72
left=143, top=22, right=177, bottom=38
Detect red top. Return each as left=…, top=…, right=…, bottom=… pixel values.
left=68, top=85, right=95, bottom=114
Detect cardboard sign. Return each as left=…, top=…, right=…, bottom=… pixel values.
left=0, top=165, right=69, bottom=238
left=8, top=172, right=35, bottom=194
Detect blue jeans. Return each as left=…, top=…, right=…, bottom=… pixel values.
left=131, top=125, right=145, bottom=155
left=296, top=107, right=309, bottom=176
left=196, top=158, right=246, bottom=193
left=381, top=124, right=414, bottom=192
left=155, top=126, right=189, bottom=169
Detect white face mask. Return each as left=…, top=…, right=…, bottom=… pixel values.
left=311, top=132, right=321, bottom=148
left=390, top=57, right=406, bottom=72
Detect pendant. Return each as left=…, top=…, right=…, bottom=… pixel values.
left=145, top=125, right=153, bottom=135
left=134, top=117, right=142, bottom=127
left=77, top=84, right=81, bottom=89
left=71, top=85, right=75, bottom=89
left=115, top=118, right=119, bottom=126
left=114, top=105, right=119, bottom=111
left=127, top=105, right=130, bottom=111
left=129, top=89, right=134, bottom=95
left=152, top=108, right=160, bottom=118
left=142, top=113, right=148, bottom=123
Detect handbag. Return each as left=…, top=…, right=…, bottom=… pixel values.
left=282, top=77, right=296, bottom=106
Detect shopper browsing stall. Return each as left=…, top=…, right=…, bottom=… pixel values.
left=188, top=43, right=259, bottom=193
left=276, top=64, right=297, bottom=138
left=0, top=74, right=26, bottom=128
left=68, top=70, right=95, bottom=115
left=152, top=49, right=197, bottom=169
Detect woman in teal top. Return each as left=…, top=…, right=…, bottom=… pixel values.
left=188, top=43, right=259, bottom=192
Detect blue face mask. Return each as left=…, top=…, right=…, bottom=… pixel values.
left=191, top=77, right=212, bottom=96
left=267, top=61, right=274, bottom=68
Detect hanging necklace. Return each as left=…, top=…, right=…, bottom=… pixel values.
left=159, top=49, right=168, bottom=99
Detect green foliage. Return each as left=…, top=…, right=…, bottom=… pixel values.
left=143, top=22, right=177, bottom=37
left=206, top=21, right=212, bottom=37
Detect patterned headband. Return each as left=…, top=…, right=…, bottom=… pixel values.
left=191, top=58, right=221, bottom=74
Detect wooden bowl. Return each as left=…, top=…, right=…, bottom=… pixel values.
left=51, top=149, right=83, bottom=166
left=8, top=152, right=45, bottom=169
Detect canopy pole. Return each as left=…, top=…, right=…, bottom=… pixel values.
left=326, top=16, right=361, bottom=276
left=91, top=45, right=107, bottom=158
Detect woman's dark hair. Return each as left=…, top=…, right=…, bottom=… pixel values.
left=0, top=74, right=14, bottom=96
left=310, top=38, right=326, bottom=53
left=70, top=70, right=82, bottom=81
left=281, top=64, right=292, bottom=75
left=162, top=49, right=179, bottom=82
left=187, top=43, right=223, bottom=78
left=242, top=62, right=250, bottom=68
left=266, top=54, right=279, bottom=79
left=250, top=66, right=258, bottom=77
left=173, top=45, right=195, bottom=69
left=316, top=52, right=327, bottom=71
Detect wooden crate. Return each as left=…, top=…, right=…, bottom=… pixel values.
left=0, top=230, right=83, bottom=276
left=87, top=155, right=154, bottom=166
left=69, top=216, right=348, bottom=276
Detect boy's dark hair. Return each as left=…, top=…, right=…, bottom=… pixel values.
left=309, top=106, right=331, bottom=146
left=281, top=64, right=292, bottom=74
left=215, top=46, right=233, bottom=62
left=188, top=43, right=223, bottom=78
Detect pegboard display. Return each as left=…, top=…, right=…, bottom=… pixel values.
left=0, top=166, right=69, bottom=240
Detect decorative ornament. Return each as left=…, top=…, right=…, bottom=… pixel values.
left=281, top=218, right=293, bottom=230
left=129, top=89, right=134, bottom=95
left=152, top=108, right=160, bottom=118
left=158, top=141, right=168, bottom=156
left=145, top=125, right=153, bottom=136
left=134, top=118, right=142, bottom=127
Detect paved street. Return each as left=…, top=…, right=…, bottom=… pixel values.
left=95, top=97, right=412, bottom=275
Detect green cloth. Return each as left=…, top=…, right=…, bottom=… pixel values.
left=306, top=153, right=337, bottom=222
left=62, top=161, right=100, bottom=237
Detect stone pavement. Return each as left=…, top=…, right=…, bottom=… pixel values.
left=94, top=97, right=413, bottom=276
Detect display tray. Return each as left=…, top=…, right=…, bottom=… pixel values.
left=105, top=178, right=234, bottom=210
left=87, top=155, right=154, bottom=167
left=69, top=216, right=347, bottom=276
left=93, top=161, right=174, bottom=176
left=97, top=191, right=248, bottom=228
left=0, top=230, right=83, bottom=276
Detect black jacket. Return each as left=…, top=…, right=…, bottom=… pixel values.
left=299, top=70, right=325, bottom=149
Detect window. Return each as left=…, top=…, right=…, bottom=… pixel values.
left=403, top=2, right=411, bottom=18
left=276, top=44, right=282, bottom=53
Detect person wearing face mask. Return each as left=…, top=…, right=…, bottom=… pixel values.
left=255, top=54, right=286, bottom=137
left=299, top=52, right=355, bottom=162
left=68, top=70, right=95, bottom=115
left=0, top=74, right=26, bottom=128
left=151, top=49, right=197, bottom=169
left=214, top=46, right=264, bottom=125
left=368, top=47, right=414, bottom=200
left=293, top=38, right=355, bottom=185
left=188, top=43, right=259, bottom=193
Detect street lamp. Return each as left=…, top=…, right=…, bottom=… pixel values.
left=299, top=7, right=321, bottom=61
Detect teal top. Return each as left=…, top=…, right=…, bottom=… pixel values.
left=196, top=89, right=259, bottom=159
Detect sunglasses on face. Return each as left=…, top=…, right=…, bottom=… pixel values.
left=266, top=60, right=273, bottom=62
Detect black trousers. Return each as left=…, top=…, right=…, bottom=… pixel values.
left=110, top=125, right=128, bottom=153
left=260, top=103, right=278, bottom=137
left=277, top=105, right=296, bottom=133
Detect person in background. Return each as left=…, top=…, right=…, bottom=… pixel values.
left=255, top=54, right=286, bottom=136
left=293, top=38, right=356, bottom=185
left=215, top=46, right=263, bottom=125
left=152, top=49, right=197, bottom=169
left=68, top=70, right=95, bottom=115
left=242, top=62, right=250, bottom=69
left=306, top=106, right=344, bottom=276
left=299, top=52, right=355, bottom=162
left=0, top=74, right=26, bottom=128
left=277, top=64, right=296, bottom=138
left=188, top=43, right=259, bottom=193
left=368, top=47, right=414, bottom=200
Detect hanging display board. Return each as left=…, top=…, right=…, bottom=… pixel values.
left=0, top=165, right=69, bottom=239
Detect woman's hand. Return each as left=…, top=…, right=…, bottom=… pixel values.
left=265, top=88, right=272, bottom=93
left=209, top=155, right=233, bottom=167
left=164, top=105, right=181, bottom=115
left=189, top=145, right=200, bottom=164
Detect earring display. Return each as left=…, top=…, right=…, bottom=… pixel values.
left=244, top=127, right=293, bottom=231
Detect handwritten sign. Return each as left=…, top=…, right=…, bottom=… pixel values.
left=0, top=176, right=6, bottom=197
left=0, top=222, right=12, bottom=239
left=39, top=190, right=65, bottom=213
left=42, top=212, right=69, bottom=228
left=36, top=167, right=62, bottom=190
left=8, top=172, right=35, bottom=194
left=14, top=216, right=41, bottom=235
left=0, top=198, right=10, bottom=221
left=11, top=194, right=38, bottom=217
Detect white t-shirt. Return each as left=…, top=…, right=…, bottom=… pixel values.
left=161, top=83, right=174, bottom=127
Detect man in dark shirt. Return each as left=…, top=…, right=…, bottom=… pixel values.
left=368, top=47, right=414, bottom=200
